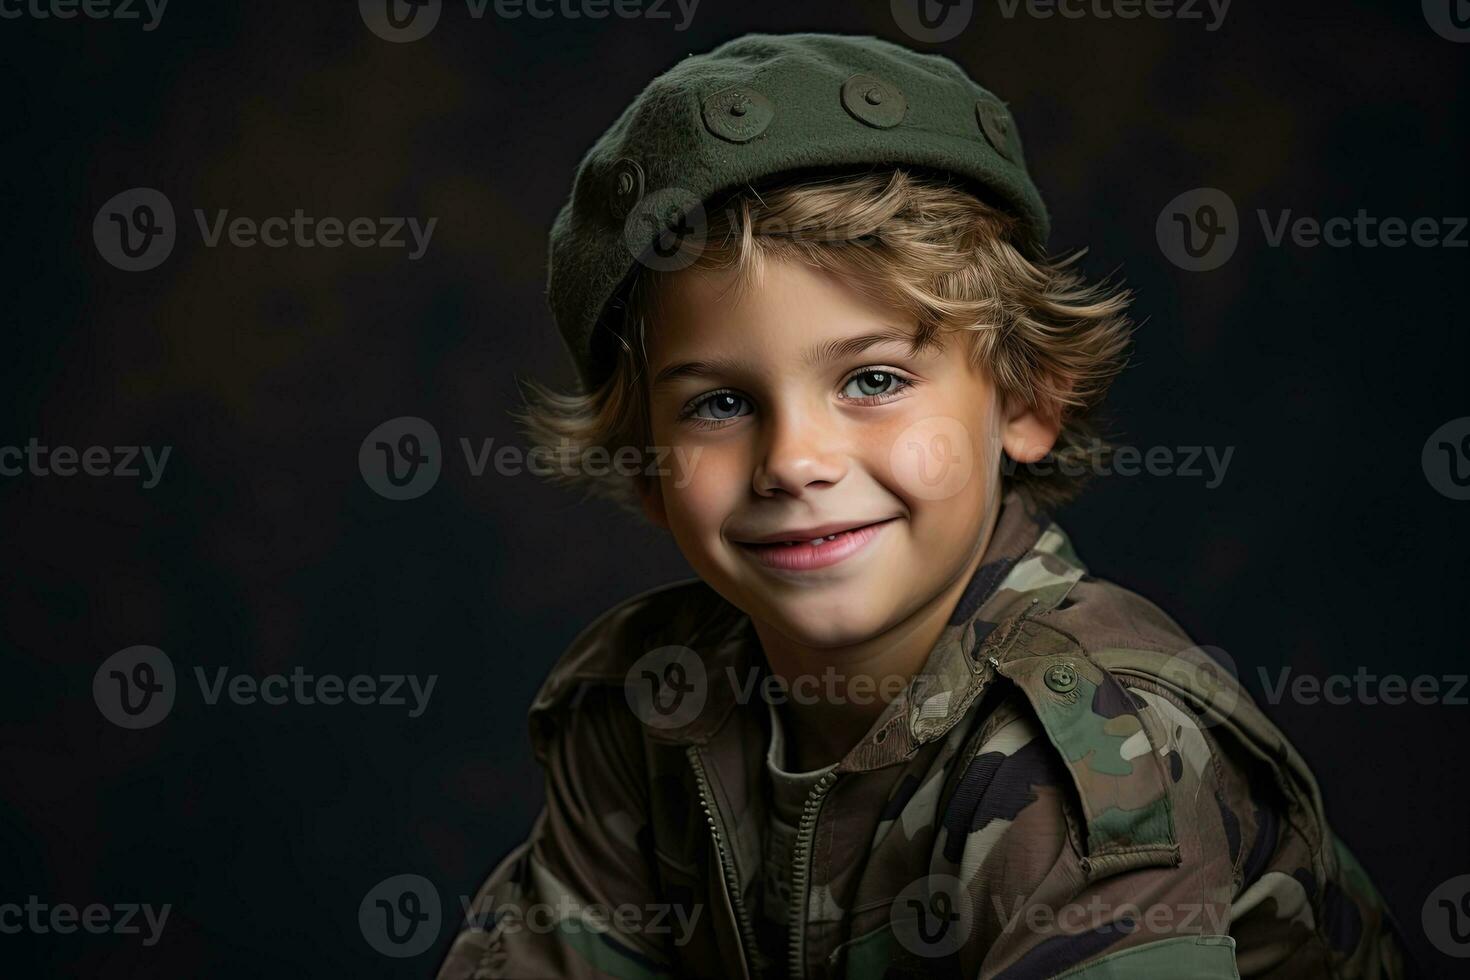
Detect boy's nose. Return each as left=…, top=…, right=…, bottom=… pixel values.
left=751, top=413, right=849, bottom=497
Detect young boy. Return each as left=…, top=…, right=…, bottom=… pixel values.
left=438, top=33, right=1405, bottom=980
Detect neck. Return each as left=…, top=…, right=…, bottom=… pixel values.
left=752, top=505, right=1001, bottom=771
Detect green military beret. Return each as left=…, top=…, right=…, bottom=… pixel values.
left=547, top=31, right=1051, bottom=391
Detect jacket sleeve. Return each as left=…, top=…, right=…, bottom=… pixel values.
left=436, top=684, right=676, bottom=980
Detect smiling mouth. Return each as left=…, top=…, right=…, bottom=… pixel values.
left=733, top=518, right=897, bottom=572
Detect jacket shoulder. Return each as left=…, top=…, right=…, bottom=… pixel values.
left=1029, top=572, right=1267, bottom=755
left=529, top=578, right=740, bottom=717
left=1039, top=572, right=1195, bottom=655
left=978, top=572, right=1211, bottom=878
left=981, top=569, right=1403, bottom=976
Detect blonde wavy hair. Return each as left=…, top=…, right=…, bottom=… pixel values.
left=520, top=167, right=1132, bottom=513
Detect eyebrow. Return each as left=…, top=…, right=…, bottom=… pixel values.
left=803, top=329, right=937, bottom=367
left=650, top=329, right=935, bottom=389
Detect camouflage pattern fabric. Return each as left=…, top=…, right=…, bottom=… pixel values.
left=438, top=493, right=1407, bottom=979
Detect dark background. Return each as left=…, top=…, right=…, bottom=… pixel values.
left=2, top=0, right=1467, bottom=976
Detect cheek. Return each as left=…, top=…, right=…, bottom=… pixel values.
left=883, top=414, right=984, bottom=503
left=864, top=371, right=1005, bottom=540
left=659, top=437, right=749, bottom=538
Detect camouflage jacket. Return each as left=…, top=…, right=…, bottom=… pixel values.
left=438, top=496, right=1406, bottom=979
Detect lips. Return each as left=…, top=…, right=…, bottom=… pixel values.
left=733, top=518, right=896, bottom=572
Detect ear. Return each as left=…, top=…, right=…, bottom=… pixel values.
left=999, top=393, right=1063, bottom=464
left=638, top=478, right=669, bottom=529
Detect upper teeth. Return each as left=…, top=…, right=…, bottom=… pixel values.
left=794, top=533, right=841, bottom=545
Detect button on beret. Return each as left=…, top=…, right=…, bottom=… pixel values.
left=547, top=32, right=1050, bottom=391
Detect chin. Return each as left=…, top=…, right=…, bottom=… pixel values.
left=749, top=590, right=896, bottom=650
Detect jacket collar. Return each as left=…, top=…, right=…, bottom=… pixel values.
left=838, top=491, right=1086, bottom=770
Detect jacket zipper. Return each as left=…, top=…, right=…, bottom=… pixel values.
left=787, top=769, right=839, bottom=980
left=686, top=745, right=758, bottom=979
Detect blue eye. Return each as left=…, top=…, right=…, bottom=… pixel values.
left=841, top=369, right=906, bottom=399
left=688, top=390, right=750, bottom=422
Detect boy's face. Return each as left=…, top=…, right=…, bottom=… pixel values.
left=641, top=257, right=1057, bottom=649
